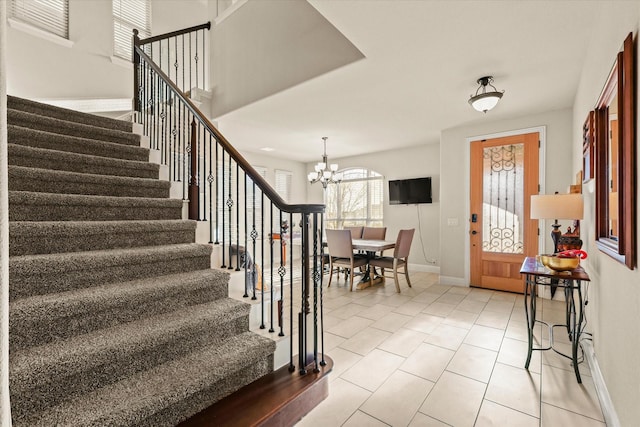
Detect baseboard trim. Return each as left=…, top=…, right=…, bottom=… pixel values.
left=581, top=339, right=620, bottom=427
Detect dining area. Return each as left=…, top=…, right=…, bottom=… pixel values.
left=324, top=226, right=415, bottom=293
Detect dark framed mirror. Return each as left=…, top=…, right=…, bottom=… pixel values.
left=595, top=32, right=636, bottom=269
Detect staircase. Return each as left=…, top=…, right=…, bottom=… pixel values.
left=6, top=96, right=276, bottom=426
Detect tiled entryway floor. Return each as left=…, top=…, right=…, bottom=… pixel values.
left=296, top=272, right=605, bottom=427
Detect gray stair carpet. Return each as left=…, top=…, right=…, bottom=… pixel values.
left=7, top=96, right=276, bottom=426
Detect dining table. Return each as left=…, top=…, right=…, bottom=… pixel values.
left=351, top=238, right=396, bottom=290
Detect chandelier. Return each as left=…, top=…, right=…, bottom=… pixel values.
left=307, top=137, right=342, bottom=188
left=469, top=76, right=504, bottom=113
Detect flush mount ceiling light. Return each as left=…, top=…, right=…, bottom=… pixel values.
left=469, top=76, right=504, bottom=113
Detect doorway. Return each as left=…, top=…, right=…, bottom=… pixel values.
left=469, top=132, right=539, bottom=293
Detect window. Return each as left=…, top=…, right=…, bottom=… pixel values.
left=113, top=0, right=151, bottom=60
left=9, top=0, right=69, bottom=39
left=275, top=169, right=292, bottom=203
left=325, top=168, right=383, bottom=229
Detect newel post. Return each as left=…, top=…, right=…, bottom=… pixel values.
left=189, top=119, right=199, bottom=220
left=132, top=29, right=140, bottom=118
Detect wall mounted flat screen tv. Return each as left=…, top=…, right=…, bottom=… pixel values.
left=388, top=177, right=432, bottom=204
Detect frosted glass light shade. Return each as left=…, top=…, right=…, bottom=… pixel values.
left=469, top=92, right=503, bottom=112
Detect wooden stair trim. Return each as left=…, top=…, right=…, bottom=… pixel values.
left=178, top=355, right=333, bottom=426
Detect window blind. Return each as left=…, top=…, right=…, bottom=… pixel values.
left=275, top=169, right=292, bottom=203
left=113, top=0, right=151, bottom=60
left=10, top=0, right=69, bottom=39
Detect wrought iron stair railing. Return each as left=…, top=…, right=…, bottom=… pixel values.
left=133, top=23, right=327, bottom=374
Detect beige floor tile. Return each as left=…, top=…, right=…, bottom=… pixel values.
left=540, top=403, right=606, bottom=427
left=446, top=343, right=497, bottom=383
left=358, top=303, right=396, bottom=320
left=475, top=310, right=510, bottom=330
left=466, top=288, right=494, bottom=302
left=505, top=318, right=542, bottom=343
left=490, top=292, right=517, bottom=302
left=326, top=347, right=362, bottom=381
left=446, top=286, right=472, bottom=295
left=422, top=301, right=457, bottom=317
left=436, top=292, right=466, bottom=305
left=408, top=412, right=450, bottom=426
left=326, top=315, right=374, bottom=339
left=340, top=327, right=392, bottom=356
left=476, top=400, right=539, bottom=427
left=323, top=331, right=347, bottom=352
left=371, top=311, right=413, bottom=333
left=329, top=302, right=370, bottom=320
left=424, top=323, right=469, bottom=350
left=419, top=371, right=486, bottom=427
left=296, top=378, right=371, bottom=426
left=464, top=324, right=505, bottom=351
left=378, top=327, right=429, bottom=357
left=360, top=370, right=434, bottom=426
left=393, top=300, right=428, bottom=316
left=497, top=336, right=541, bottom=374
left=541, top=364, right=603, bottom=421
left=343, top=410, right=390, bottom=426
left=356, top=293, right=391, bottom=307
left=456, top=298, right=487, bottom=314
left=426, top=284, right=452, bottom=294
left=324, top=295, right=355, bottom=310
left=411, top=292, right=441, bottom=305
left=485, top=362, right=541, bottom=417
left=484, top=300, right=515, bottom=314
left=342, top=349, right=405, bottom=392
left=379, top=293, right=414, bottom=308
left=442, top=309, right=478, bottom=329
left=400, top=343, right=455, bottom=381
left=404, top=313, right=444, bottom=334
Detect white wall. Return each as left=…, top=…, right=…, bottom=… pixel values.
left=571, top=3, right=640, bottom=425
left=439, top=108, right=574, bottom=284
left=6, top=0, right=209, bottom=101
left=307, top=143, right=441, bottom=271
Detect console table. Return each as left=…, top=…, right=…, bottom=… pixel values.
left=519, top=257, right=590, bottom=383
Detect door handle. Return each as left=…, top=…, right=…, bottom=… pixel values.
left=470, top=230, right=478, bottom=235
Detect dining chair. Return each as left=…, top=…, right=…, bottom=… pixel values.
left=369, top=228, right=415, bottom=293
left=325, top=229, right=369, bottom=291
left=344, top=226, right=364, bottom=239
left=361, top=226, right=386, bottom=240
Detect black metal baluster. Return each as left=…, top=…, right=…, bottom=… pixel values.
left=278, top=209, right=285, bottom=336
left=174, top=36, right=179, bottom=90
left=182, top=34, right=185, bottom=93
left=189, top=32, right=192, bottom=96
left=299, top=213, right=309, bottom=375
left=235, top=163, right=240, bottom=271
left=289, top=212, right=295, bottom=372
left=251, top=180, right=257, bottom=300
left=227, top=157, right=233, bottom=270
left=269, top=201, right=275, bottom=333
left=312, top=212, right=319, bottom=372
left=243, top=172, right=248, bottom=298
left=199, top=122, right=204, bottom=220
left=319, top=212, right=326, bottom=366
left=202, top=28, right=206, bottom=90
left=221, top=151, right=226, bottom=268
left=176, top=98, right=181, bottom=183
left=260, top=192, right=265, bottom=329
left=208, top=134, right=214, bottom=244
left=214, top=140, right=219, bottom=245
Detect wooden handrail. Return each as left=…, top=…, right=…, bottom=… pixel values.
left=134, top=45, right=325, bottom=215
left=135, top=22, right=211, bottom=46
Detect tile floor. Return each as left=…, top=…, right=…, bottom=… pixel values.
left=295, top=272, right=605, bottom=427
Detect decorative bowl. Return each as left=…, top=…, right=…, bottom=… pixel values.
left=539, top=254, right=580, bottom=272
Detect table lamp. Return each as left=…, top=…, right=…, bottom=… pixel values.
left=530, top=193, right=584, bottom=254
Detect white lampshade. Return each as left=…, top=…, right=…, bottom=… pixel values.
left=530, top=194, right=584, bottom=220
left=330, top=163, right=338, bottom=172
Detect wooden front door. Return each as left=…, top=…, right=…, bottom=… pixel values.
left=470, top=133, right=539, bottom=293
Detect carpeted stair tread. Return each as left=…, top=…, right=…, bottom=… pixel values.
left=8, top=125, right=148, bottom=161
left=9, top=219, right=196, bottom=256
left=8, top=165, right=170, bottom=198
left=8, top=109, right=141, bottom=146
left=9, top=243, right=212, bottom=299
left=9, top=191, right=183, bottom=221
left=16, top=332, right=276, bottom=427
left=7, top=95, right=133, bottom=133
left=10, top=299, right=255, bottom=421
left=8, top=143, right=159, bottom=179
left=10, top=269, right=230, bottom=351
